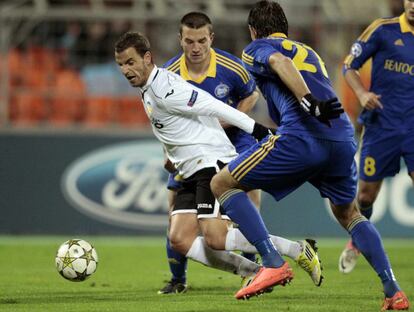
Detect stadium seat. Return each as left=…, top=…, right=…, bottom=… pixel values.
left=48, top=69, right=86, bottom=126
left=10, top=92, right=46, bottom=125
left=83, top=96, right=114, bottom=127
left=7, top=49, right=24, bottom=87
left=116, top=97, right=149, bottom=127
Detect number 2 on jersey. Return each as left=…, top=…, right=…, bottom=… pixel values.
left=281, top=40, right=329, bottom=78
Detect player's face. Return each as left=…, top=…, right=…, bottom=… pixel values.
left=404, top=0, right=414, bottom=24
left=180, top=25, right=213, bottom=65
left=115, top=47, right=152, bottom=88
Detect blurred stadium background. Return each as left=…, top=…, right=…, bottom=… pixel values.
left=0, top=0, right=412, bottom=238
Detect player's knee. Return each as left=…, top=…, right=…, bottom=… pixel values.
left=331, top=202, right=360, bottom=228
left=203, top=232, right=225, bottom=250
left=247, top=189, right=261, bottom=209
left=210, top=173, right=224, bottom=198
left=357, top=192, right=375, bottom=208
left=169, top=231, right=192, bottom=255
left=210, top=170, right=233, bottom=198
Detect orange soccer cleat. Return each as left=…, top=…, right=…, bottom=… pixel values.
left=235, top=262, right=294, bottom=300
left=381, top=291, right=410, bottom=311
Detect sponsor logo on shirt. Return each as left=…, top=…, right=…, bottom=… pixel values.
left=394, top=39, right=404, bottom=46
left=384, top=59, right=414, bottom=75
left=151, top=118, right=164, bottom=129
left=145, top=102, right=153, bottom=115
left=214, top=83, right=230, bottom=98
left=165, top=89, right=174, bottom=98
left=187, top=90, right=198, bottom=107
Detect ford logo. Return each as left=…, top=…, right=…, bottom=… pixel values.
left=61, top=141, right=169, bottom=230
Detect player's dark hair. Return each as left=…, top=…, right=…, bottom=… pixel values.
left=180, top=12, right=213, bottom=34
left=115, top=31, right=151, bottom=58
left=248, top=1, right=288, bottom=38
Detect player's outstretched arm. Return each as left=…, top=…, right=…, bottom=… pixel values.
left=161, top=75, right=272, bottom=141
left=197, top=94, right=273, bottom=141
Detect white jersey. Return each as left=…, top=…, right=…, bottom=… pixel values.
left=138, top=66, right=256, bottom=178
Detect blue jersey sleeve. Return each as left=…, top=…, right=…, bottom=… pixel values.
left=242, top=40, right=279, bottom=78
left=232, top=65, right=256, bottom=100
left=243, top=39, right=313, bottom=79
left=343, top=19, right=383, bottom=72
left=216, top=50, right=257, bottom=100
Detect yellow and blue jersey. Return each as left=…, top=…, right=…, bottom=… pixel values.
left=242, top=33, right=354, bottom=142
left=163, top=48, right=256, bottom=109
left=344, top=14, right=414, bottom=129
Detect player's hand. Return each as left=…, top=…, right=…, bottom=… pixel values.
left=252, top=122, right=275, bottom=141
left=164, top=158, right=176, bottom=173
left=359, top=92, right=383, bottom=110
left=300, top=94, right=344, bottom=126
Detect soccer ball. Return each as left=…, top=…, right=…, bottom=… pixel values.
left=55, top=239, right=98, bottom=282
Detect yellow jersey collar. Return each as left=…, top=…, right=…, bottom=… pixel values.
left=268, top=32, right=287, bottom=38
left=400, top=13, right=414, bottom=35
left=179, top=48, right=217, bottom=83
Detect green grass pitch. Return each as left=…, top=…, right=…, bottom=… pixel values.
left=0, top=236, right=413, bottom=312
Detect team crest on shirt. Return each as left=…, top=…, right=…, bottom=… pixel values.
left=350, top=43, right=362, bottom=57
left=214, top=83, right=230, bottom=99
left=145, top=102, right=153, bottom=115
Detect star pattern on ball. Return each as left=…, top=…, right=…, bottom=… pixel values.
left=80, top=249, right=95, bottom=266
left=67, top=239, right=81, bottom=248
left=61, top=251, right=77, bottom=269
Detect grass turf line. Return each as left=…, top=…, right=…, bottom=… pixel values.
left=0, top=236, right=413, bottom=312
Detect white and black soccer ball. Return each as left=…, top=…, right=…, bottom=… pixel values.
left=55, top=239, right=98, bottom=282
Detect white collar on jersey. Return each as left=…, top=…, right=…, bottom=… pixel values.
left=139, top=65, right=159, bottom=93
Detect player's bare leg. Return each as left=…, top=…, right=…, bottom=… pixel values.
left=198, top=218, right=229, bottom=250
left=338, top=179, right=382, bottom=273
left=170, top=214, right=260, bottom=278
left=169, top=214, right=199, bottom=255
left=247, top=189, right=261, bottom=209
left=158, top=191, right=189, bottom=294
left=357, top=179, right=383, bottom=219
left=331, top=201, right=409, bottom=310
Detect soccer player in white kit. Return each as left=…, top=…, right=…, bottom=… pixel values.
left=114, top=31, right=322, bottom=294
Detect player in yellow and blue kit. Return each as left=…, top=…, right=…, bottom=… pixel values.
left=339, top=3, right=414, bottom=298
left=211, top=1, right=409, bottom=309
left=158, top=12, right=260, bottom=294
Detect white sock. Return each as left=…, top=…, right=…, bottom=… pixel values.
left=186, top=236, right=259, bottom=277
left=225, top=228, right=301, bottom=260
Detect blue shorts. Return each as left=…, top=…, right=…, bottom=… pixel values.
left=167, top=129, right=256, bottom=191
left=167, top=172, right=184, bottom=191
left=228, top=134, right=358, bottom=206
left=359, top=126, right=414, bottom=181
left=225, top=127, right=257, bottom=154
